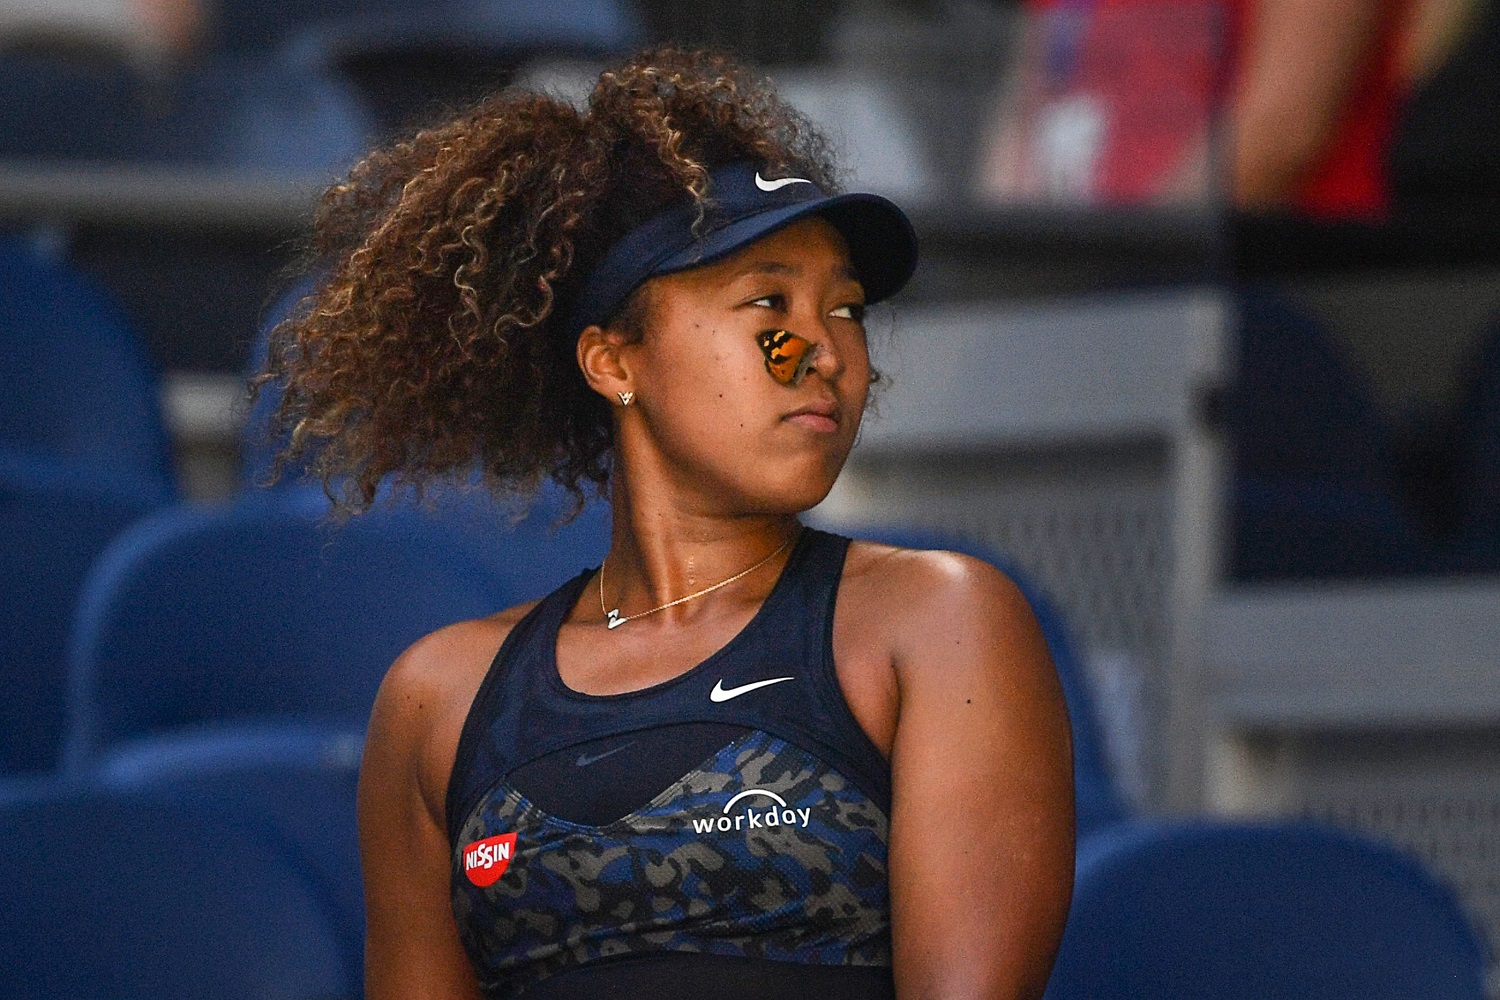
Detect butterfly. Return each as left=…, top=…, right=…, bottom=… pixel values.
left=756, top=329, right=816, bottom=386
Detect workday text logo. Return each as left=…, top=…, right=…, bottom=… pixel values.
left=692, top=788, right=812, bottom=835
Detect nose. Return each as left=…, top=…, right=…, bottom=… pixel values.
left=802, top=317, right=846, bottom=383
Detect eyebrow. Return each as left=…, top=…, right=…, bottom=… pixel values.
left=740, top=260, right=862, bottom=284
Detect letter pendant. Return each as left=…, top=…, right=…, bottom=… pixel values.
left=605, top=609, right=625, bottom=630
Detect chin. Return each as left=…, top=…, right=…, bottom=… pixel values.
left=745, top=459, right=843, bottom=514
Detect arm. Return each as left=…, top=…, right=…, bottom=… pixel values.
left=885, top=555, right=1075, bottom=1000
left=358, top=624, right=496, bottom=1000
left=1228, top=0, right=1388, bottom=209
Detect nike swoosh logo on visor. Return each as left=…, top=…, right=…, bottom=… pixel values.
left=575, top=741, right=635, bottom=767
left=710, top=676, right=796, bottom=702
left=754, top=172, right=814, bottom=192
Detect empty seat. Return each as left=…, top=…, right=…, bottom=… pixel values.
left=281, top=0, right=640, bottom=134
left=62, top=493, right=516, bottom=772
left=1446, top=316, right=1500, bottom=570
left=0, top=236, right=176, bottom=494
left=0, top=450, right=165, bottom=775
left=99, top=734, right=366, bottom=982
left=1044, top=819, right=1487, bottom=1000
left=0, top=51, right=370, bottom=176
left=0, top=782, right=356, bottom=1000
left=1228, top=287, right=1430, bottom=579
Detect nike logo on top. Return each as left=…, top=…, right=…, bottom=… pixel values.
left=710, top=676, right=796, bottom=702
left=754, top=172, right=814, bottom=192
left=575, top=741, right=636, bottom=768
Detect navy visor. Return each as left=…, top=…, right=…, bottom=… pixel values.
left=564, top=160, right=918, bottom=335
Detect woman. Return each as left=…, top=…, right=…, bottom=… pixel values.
left=256, top=46, right=1074, bottom=1000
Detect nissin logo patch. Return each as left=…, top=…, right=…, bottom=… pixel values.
left=462, top=833, right=517, bottom=887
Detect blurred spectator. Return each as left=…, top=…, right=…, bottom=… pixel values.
left=975, top=0, right=1428, bottom=218
left=0, top=0, right=202, bottom=61
left=1226, top=0, right=1413, bottom=218
left=974, top=0, right=1221, bottom=206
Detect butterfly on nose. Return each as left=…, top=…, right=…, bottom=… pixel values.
left=756, top=329, right=818, bottom=386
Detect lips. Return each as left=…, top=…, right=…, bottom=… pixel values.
left=783, top=400, right=841, bottom=433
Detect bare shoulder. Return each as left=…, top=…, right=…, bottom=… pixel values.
left=364, top=599, right=540, bottom=829
left=842, top=540, right=1039, bottom=648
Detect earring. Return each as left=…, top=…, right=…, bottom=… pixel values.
left=617, top=391, right=635, bottom=406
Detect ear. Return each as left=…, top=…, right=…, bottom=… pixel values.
left=577, top=323, right=635, bottom=403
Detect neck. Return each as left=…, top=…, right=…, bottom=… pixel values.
left=602, top=467, right=801, bottom=622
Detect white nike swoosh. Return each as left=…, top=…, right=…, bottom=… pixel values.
left=710, top=676, right=796, bottom=702
left=575, top=741, right=635, bottom=767
left=754, top=172, right=814, bottom=192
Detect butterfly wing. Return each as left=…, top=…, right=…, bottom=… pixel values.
left=756, top=329, right=815, bottom=385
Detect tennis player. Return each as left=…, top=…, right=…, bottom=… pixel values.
left=255, top=45, right=1074, bottom=1000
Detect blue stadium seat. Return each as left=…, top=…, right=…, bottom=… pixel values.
left=285, top=0, right=641, bottom=67
left=0, top=449, right=166, bottom=775
left=1044, top=819, right=1488, bottom=1000
left=1229, top=286, right=1430, bottom=579
left=0, top=236, right=176, bottom=494
left=212, top=0, right=410, bottom=55
left=1233, top=475, right=1430, bottom=578
left=0, top=55, right=148, bottom=162
left=161, top=54, right=373, bottom=177
left=98, top=735, right=366, bottom=983
left=0, top=52, right=369, bottom=177
left=281, top=0, right=640, bottom=133
left=0, top=782, right=356, bottom=1000
left=1446, top=316, right=1500, bottom=571
left=824, top=523, right=1128, bottom=837
left=62, top=493, right=516, bottom=773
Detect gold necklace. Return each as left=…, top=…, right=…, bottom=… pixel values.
left=598, top=532, right=797, bottom=631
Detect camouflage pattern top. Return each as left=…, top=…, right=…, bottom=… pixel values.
left=447, top=528, right=896, bottom=999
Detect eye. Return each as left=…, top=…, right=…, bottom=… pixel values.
left=830, top=303, right=866, bottom=322
left=747, top=294, right=785, bottom=310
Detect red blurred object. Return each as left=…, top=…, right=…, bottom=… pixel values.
left=990, top=0, right=1409, bottom=217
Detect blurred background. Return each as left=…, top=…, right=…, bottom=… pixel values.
left=3, top=0, right=1500, bottom=997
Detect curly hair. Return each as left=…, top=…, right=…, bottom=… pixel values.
left=247, top=45, right=841, bottom=520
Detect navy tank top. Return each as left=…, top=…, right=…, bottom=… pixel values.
left=445, top=526, right=895, bottom=1000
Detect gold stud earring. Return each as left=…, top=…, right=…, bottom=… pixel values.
left=617, top=391, right=635, bottom=406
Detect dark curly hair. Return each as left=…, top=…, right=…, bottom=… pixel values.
left=247, top=46, right=841, bottom=519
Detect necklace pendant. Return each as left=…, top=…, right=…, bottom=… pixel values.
left=605, top=609, right=626, bottom=630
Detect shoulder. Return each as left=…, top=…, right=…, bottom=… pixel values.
left=363, top=600, right=540, bottom=831
left=838, top=537, right=1055, bottom=698
left=841, top=539, right=1040, bottom=651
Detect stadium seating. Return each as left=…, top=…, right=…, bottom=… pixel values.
left=161, top=54, right=373, bottom=177
left=282, top=0, right=641, bottom=134
left=0, top=55, right=149, bottom=162
left=61, top=493, right=516, bottom=774
left=825, top=523, right=1128, bottom=836
left=0, top=782, right=356, bottom=1000
left=0, top=450, right=166, bottom=775
left=1044, top=819, right=1488, bottom=1000
left=1228, top=286, right=1431, bottom=579
left=1445, top=317, right=1500, bottom=571
left=98, top=738, right=366, bottom=983
left=0, top=236, right=176, bottom=495
left=0, top=52, right=369, bottom=175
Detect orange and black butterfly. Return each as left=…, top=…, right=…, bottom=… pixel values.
left=756, top=329, right=816, bottom=386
